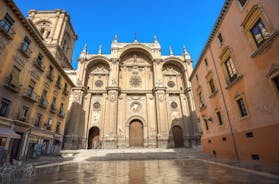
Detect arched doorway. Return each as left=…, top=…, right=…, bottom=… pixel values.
left=172, top=126, right=184, bottom=147
left=129, top=120, right=144, bottom=147
left=88, top=127, right=101, bottom=149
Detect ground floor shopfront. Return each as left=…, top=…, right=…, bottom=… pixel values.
left=0, top=117, right=63, bottom=163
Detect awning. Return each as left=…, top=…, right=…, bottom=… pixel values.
left=0, top=128, right=21, bottom=139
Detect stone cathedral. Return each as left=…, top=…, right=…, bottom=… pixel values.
left=63, top=36, right=201, bottom=149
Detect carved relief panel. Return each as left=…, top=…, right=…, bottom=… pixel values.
left=119, top=53, right=153, bottom=90
left=162, top=64, right=185, bottom=91
left=86, top=63, right=109, bottom=90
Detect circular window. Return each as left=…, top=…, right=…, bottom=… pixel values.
left=93, top=102, right=101, bottom=109
left=95, top=80, right=103, bottom=87
left=167, top=81, right=175, bottom=88
left=171, top=102, right=178, bottom=109
left=129, top=75, right=142, bottom=88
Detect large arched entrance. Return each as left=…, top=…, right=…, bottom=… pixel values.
left=88, top=127, right=101, bottom=149
left=129, top=120, right=144, bottom=147
left=172, top=126, right=184, bottom=147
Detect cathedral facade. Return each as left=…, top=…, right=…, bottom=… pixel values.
left=64, top=37, right=201, bottom=149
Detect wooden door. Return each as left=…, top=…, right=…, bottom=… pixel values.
left=129, top=121, right=143, bottom=147
left=172, top=126, right=184, bottom=147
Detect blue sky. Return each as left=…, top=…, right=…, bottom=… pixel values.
left=14, top=0, right=225, bottom=69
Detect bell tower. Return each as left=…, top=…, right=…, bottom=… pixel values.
left=28, top=9, right=77, bottom=69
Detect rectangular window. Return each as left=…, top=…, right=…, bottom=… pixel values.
left=238, top=0, right=247, bottom=7
left=204, top=59, right=208, bottom=67
left=20, top=106, right=29, bottom=122
left=7, top=66, right=21, bottom=89
left=196, top=74, right=198, bottom=81
left=47, top=118, right=52, bottom=130
left=0, top=13, right=14, bottom=32
left=204, top=119, right=209, bottom=130
left=209, top=78, right=216, bottom=94
left=0, top=98, right=11, bottom=117
left=63, top=83, right=68, bottom=92
left=225, top=57, right=238, bottom=82
left=36, top=53, right=44, bottom=65
left=56, top=122, right=61, bottom=133
left=27, top=80, right=35, bottom=97
left=216, top=111, right=223, bottom=125
left=236, top=97, right=248, bottom=117
left=272, top=75, right=279, bottom=92
left=218, top=33, right=224, bottom=45
left=198, top=91, right=205, bottom=108
left=35, top=113, right=42, bottom=127
left=51, top=97, right=57, bottom=111
left=56, top=75, right=62, bottom=88
left=48, top=65, right=54, bottom=80
left=251, top=19, right=270, bottom=47
left=22, top=37, right=31, bottom=53
left=40, top=90, right=48, bottom=106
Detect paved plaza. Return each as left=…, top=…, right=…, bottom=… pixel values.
left=7, top=148, right=278, bottom=184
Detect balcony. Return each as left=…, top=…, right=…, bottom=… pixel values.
left=38, top=98, right=48, bottom=109
left=33, top=60, right=46, bottom=72
left=50, top=104, right=57, bottom=114
left=58, top=110, right=65, bottom=118
left=0, top=20, right=15, bottom=40
left=22, top=88, right=38, bottom=103
left=19, top=43, right=32, bottom=58
left=4, top=76, right=20, bottom=93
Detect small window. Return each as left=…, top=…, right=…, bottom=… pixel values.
left=204, top=119, right=209, bottom=130
left=35, top=113, right=42, bottom=127
left=8, top=66, right=21, bottom=88
left=56, top=122, right=61, bottom=133
left=20, top=106, right=29, bottom=122
left=196, top=74, right=199, bottom=81
left=251, top=154, right=260, bottom=160
left=216, top=111, right=223, bottom=125
left=208, top=139, right=211, bottom=143
left=47, top=118, right=53, bottom=130
left=222, top=137, right=227, bottom=141
left=238, top=0, right=247, bottom=7
left=0, top=13, right=15, bottom=32
left=251, top=19, right=270, bottom=47
left=209, top=78, right=216, bottom=94
left=56, top=75, right=62, bottom=88
left=22, top=37, right=31, bottom=53
left=225, top=57, right=238, bottom=82
left=205, top=59, right=208, bottom=67
left=236, top=97, right=248, bottom=117
left=272, top=75, right=279, bottom=92
left=0, top=98, right=11, bottom=117
left=246, top=132, right=254, bottom=138
left=218, top=33, right=224, bottom=45
left=27, top=80, right=35, bottom=96
left=198, top=91, right=205, bottom=108
left=36, top=53, right=44, bottom=65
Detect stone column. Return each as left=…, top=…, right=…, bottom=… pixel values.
left=103, top=87, right=120, bottom=148
left=153, top=87, right=168, bottom=148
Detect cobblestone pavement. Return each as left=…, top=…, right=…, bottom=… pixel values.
left=14, top=148, right=279, bottom=184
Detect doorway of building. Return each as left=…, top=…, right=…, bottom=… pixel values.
left=172, top=126, right=184, bottom=147
left=129, top=120, right=143, bottom=147
left=88, top=127, right=101, bottom=149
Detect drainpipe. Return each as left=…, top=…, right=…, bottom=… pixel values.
left=209, top=46, right=239, bottom=160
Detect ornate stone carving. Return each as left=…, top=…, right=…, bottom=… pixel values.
left=93, top=102, right=101, bottom=109
left=14, top=51, right=26, bottom=68
left=171, top=101, right=178, bottom=109
left=130, top=102, right=142, bottom=113
left=129, top=75, right=142, bottom=87
left=95, top=80, right=103, bottom=87
left=167, top=81, right=175, bottom=88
